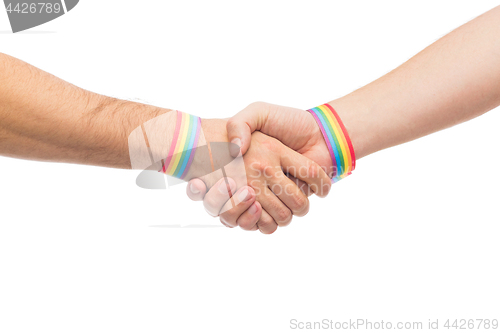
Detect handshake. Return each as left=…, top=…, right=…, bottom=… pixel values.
left=131, top=101, right=356, bottom=234
left=3, top=2, right=500, bottom=234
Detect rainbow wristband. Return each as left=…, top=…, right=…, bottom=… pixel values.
left=161, top=111, right=201, bottom=179
left=307, top=104, right=356, bottom=183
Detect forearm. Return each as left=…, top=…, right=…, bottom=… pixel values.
left=0, top=53, right=171, bottom=168
left=331, top=5, right=500, bottom=159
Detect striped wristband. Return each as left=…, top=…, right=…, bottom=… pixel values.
left=161, top=111, right=202, bottom=179
left=307, top=104, right=356, bottom=183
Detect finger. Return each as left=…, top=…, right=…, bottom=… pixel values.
left=226, top=102, right=271, bottom=156
left=203, top=177, right=237, bottom=217
left=287, top=174, right=313, bottom=197
left=256, top=185, right=293, bottom=227
left=256, top=209, right=278, bottom=234
left=267, top=173, right=310, bottom=217
left=234, top=200, right=262, bottom=231
left=219, top=186, right=258, bottom=228
left=186, top=179, right=207, bottom=201
left=220, top=219, right=236, bottom=228
left=280, top=150, right=332, bottom=198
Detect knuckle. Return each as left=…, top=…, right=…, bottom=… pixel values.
left=226, top=117, right=238, bottom=130
left=204, top=207, right=218, bottom=217
left=275, top=207, right=292, bottom=225
left=220, top=215, right=235, bottom=228
left=203, top=197, right=220, bottom=217
left=279, top=219, right=292, bottom=227
left=249, top=162, right=277, bottom=180
left=248, top=101, right=265, bottom=110
left=203, top=195, right=217, bottom=210
left=259, top=220, right=278, bottom=234
left=321, top=180, right=332, bottom=197
left=291, top=194, right=309, bottom=216
left=250, top=161, right=267, bottom=173
left=261, top=138, right=279, bottom=152
left=220, top=210, right=236, bottom=226
left=307, top=162, right=320, bottom=179
left=257, top=214, right=274, bottom=229
left=239, top=218, right=255, bottom=231
left=263, top=166, right=280, bottom=181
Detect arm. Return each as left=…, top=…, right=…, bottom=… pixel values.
left=329, top=5, right=500, bottom=159
left=0, top=53, right=170, bottom=168
left=224, top=6, right=500, bottom=161
left=199, top=128, right=331, bottom=233
left=0, top=53, right=331, bottom=233
left=189, top=5, right=500, bottom=221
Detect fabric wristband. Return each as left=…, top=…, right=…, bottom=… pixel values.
left=161, top=110, right=202, bottom=179
left=307, top=104, right=356, bottom=183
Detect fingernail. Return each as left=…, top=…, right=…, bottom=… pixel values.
left=238, top=188, right=250, bottom=202
left=189, top=183, right=200, bottom=195
left=231, top=138, right=242, bottom=148
left=229, top=138, right=242, bottom=157
left=218, top=179, right=230, bottom=194
left=248, top=203, right=258, bottom=215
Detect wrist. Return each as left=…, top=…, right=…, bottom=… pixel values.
left=307, top=103, right=357, bottom=181
left=327, top=96, right=374, bottom=160
left=104, top=98, right=173, bottom=169
left=184, top=118, right=233, bottom=188
left=201, top=118, right=229, bottom=143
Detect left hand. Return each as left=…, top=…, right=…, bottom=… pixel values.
left=187, top=102, right=334, bottom=231
left=188, top=118, right=331, bottom=233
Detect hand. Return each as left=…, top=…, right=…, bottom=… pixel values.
left=188, top=118, right=331, bottom=234
left=188, top=102, right=334, bottom=199
left=226, top=102, right=334, bottom=176
left=187, top=103, right=334, bottom=227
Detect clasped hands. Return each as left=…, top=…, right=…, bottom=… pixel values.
left=186, top=102, right=335, bottom=234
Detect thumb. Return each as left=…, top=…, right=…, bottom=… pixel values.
left=186, top=178, right=207, bottom=201
left=226, top=102, right=270, bottom=156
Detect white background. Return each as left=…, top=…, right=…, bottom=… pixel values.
left=1, top=1, right=499, bottom=332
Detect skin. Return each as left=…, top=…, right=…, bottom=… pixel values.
left=189, top=5, right=500, bottom=228
left=199, top=119, right=331, bottom=233
left=0, top=53, right=332, bottom=234
left=200, top=126, right=331, bottom=233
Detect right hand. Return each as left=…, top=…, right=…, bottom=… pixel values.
left=188, top=102, right=334, bottom=203
left=187, top=103, right=335, bottom=232
left=226, top=102, right=334, bottom=176
left=188, top=128, right=331, bottom=234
